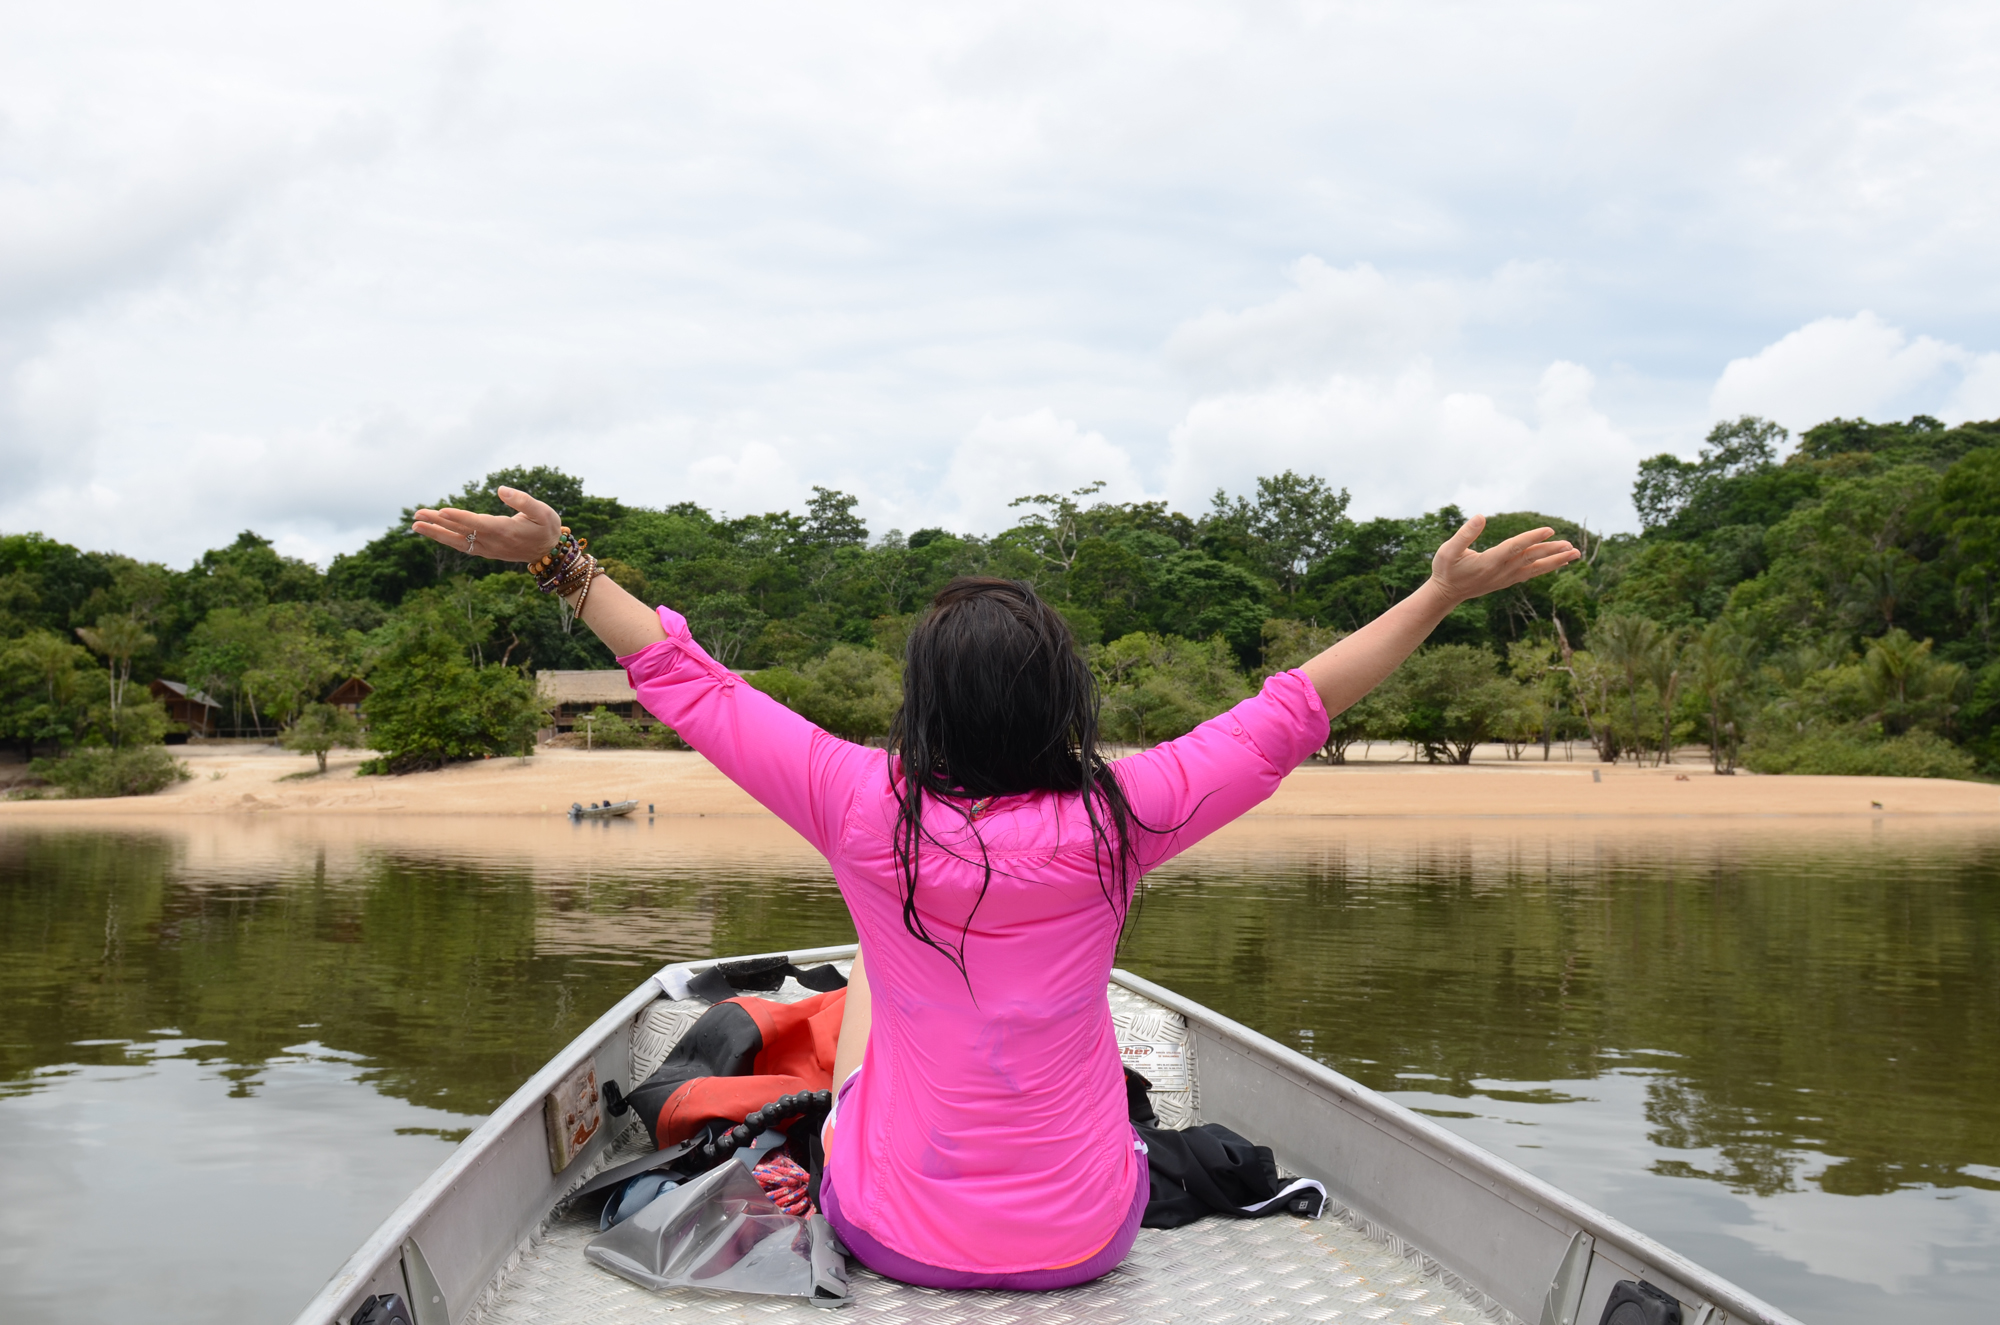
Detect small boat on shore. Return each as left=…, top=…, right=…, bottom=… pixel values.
left=294, top=945, right=1800, bottom=1325
left=568, top=800, right=639, bottom=820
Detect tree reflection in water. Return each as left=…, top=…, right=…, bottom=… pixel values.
left=1, top=816, right=1996, bottom=1324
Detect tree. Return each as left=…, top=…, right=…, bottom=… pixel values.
left=1070, top=537, right=1152, bottom=641
left=1507, top=637, right=1577, bottom=761
left=1859, top=630, right=1964, bottom=737
left=245, top=604, right=342, bottom=731
left=748, top=645, right=902, bottom=742
left=1592, top=614, right=1662, bottom=764
left=1212, top=470, right=1352, bottom=599
left=1148, top=552, right=1270, bottom=666
left=185, top=608, right=270, bottom=736
left=362, top=630, right=546, bottom=774
left=74, top=614, right=155, bottom=749
left=0, top=630, right=94, bottom=755
left=1548, top=614, right=1621, bottom=763
left=1394, top=644, right=1516, bottom=764
left=803, top=487, right=869, bottom=548
left=1006, top=481, right=1108, bottom=577
left=282, top=703, right=363, bottom=774
left=1749, top=464, right=1944, bottom=647
left=1686, top=622, right=1750, bottom=773
left=1936, top=447, right=2000, bottom=648
left=1093, top=633, right=1250, bottom=746
left=685, top=592, right=767, bottom=669
left=1632, top=416, right=1799, bottom=536
left=1643, top=628, right=1685, bottom=765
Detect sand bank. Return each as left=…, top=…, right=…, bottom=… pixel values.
left=3, top=741, right=1995, bottom=825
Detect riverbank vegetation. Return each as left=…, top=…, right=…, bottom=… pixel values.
left=5, top=411, right=2000, bottom=784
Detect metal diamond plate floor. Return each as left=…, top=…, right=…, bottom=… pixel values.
left=473, top=1156, right=1507, bottom=1325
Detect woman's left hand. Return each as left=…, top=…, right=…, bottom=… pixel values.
left=412, top=486, right=566, bottom=564
left=1428, top=515, right=1580, bottom=604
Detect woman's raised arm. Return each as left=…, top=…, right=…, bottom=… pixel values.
left=1299, top=514, right=1579, bottom=718
left=411, top=486, right=666, bottom=655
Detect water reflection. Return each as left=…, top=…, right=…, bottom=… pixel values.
left=1, top=814, right=1996, bottom=1325
left=0, top=819, right=852, bottom=1117
left=1127, top=823, right=2000, bottom=1200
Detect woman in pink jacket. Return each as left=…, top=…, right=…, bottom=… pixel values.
left=415, top=488, right=1578, bottom=1290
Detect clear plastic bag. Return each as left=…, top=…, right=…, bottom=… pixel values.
left=585, top=1156, right=849, bottom=1306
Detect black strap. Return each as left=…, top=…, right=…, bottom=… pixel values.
left=685, top=956, right=848, bottom=1004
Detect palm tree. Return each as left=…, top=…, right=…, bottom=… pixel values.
left=1686, top=623, right=1748, bottom=774
left=1861, top=630, right=1965, bottom=737
left=1592, top=614, right=1660, bottom=764
left=1642, top=628, right=1684, bottom=765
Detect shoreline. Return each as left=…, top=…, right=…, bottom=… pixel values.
left=4, top=742, right=1997, bottom=822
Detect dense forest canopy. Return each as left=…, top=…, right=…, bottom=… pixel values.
left=8, top=411, right=2000, bottom=779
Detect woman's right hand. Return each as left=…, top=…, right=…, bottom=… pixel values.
left=412, top=486, right=566, bottom=564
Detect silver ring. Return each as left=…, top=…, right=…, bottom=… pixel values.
left=466, top=530, right=478, bottom=554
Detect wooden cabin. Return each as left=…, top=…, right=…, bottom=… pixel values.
left=324, top=677, right=373, bottom=713
left=536, top=670, right=658, bottom=734
left=150, top=679, right=221, bottom=739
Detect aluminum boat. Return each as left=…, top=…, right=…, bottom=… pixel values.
left=292, top=944, right=1802, bottom=1325
left=568, top=800, right=639, bottom=820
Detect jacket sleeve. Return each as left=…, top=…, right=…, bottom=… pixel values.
left=616, top=607, right=880, bottom=856
left=1111, top=669, right=1329, bottom=872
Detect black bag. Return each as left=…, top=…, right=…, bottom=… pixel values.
left=1126, top=1068, right=1326, bottom=1228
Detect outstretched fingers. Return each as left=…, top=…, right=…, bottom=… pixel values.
left=1509, top=543, right=1582, bottom=584
left=412, top=507, right=478, bottom=547
left=1442, top=514, right=1487, bottom=559
left=1488, top=526, right=1556, bottom=559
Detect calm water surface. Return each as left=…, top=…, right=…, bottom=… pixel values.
left=2, top=814, right=1996, bottom=1324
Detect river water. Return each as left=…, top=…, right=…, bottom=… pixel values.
left=1, top=813, right=1995, bottom=1324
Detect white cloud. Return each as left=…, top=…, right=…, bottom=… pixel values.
left=1167, top=360, right=1643, bottom=527
left=683, top=439, right=812, bottom=519
left=940, top=410, right=1147, bottom=535
left=1165, top=259, right=1463, bottom=387
left=1952, top=354, right=2000, bottom=422
left=1709, top=312, right=1973, bottom=430
left=1165, top=258, right=1558, bottom=390
left=1161, top=259, right=1640, bottom=527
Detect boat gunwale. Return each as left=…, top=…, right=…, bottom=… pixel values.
left=292, top=944, right=1802, bottom=1325
left=288, top=943, right=857, bottom=1325
left=1109, top=967, right=1804, bottom=1325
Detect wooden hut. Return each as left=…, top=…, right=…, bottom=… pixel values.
left=536, top=670, right=657, bottom=734
left=324, top=677, right=373, bottom=713
left=149, top=679, right=221, bottom=739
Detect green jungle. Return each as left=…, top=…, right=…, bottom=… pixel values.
left=7, top=410, right=2000, bottom=789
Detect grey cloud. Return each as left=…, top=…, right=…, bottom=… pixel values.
left=2, top=1, right=1998, bottom=566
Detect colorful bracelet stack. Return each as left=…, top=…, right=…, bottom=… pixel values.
left=528, top=526, right=605, bottom=629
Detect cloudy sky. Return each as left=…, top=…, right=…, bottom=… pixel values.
left=5, top=1, right=1999, bottom=568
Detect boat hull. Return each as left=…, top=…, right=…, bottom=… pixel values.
left=292, top=946, right=1800, bottom=1325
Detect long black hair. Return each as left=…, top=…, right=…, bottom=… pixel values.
left=887, top=577, right=1145, bottom=987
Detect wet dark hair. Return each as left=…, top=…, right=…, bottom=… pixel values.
left=888, top=577, right=1144, bottom=984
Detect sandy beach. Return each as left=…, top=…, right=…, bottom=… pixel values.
left=4, top=740, right=1994, bottom=825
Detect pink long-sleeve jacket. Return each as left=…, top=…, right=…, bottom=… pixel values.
left=619, top=606, right=1330, bottom=1274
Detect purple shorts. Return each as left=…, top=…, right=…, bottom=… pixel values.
left=820, top=1142, right=1150, bottom=1291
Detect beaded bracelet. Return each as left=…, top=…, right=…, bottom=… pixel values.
left=528, top=525, right=607, bottom=631
left=550, top=554, right=598, bottom=598
left=530, top=528, right=589, bottom=593
left=569, top=561, right=604, bottom=625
